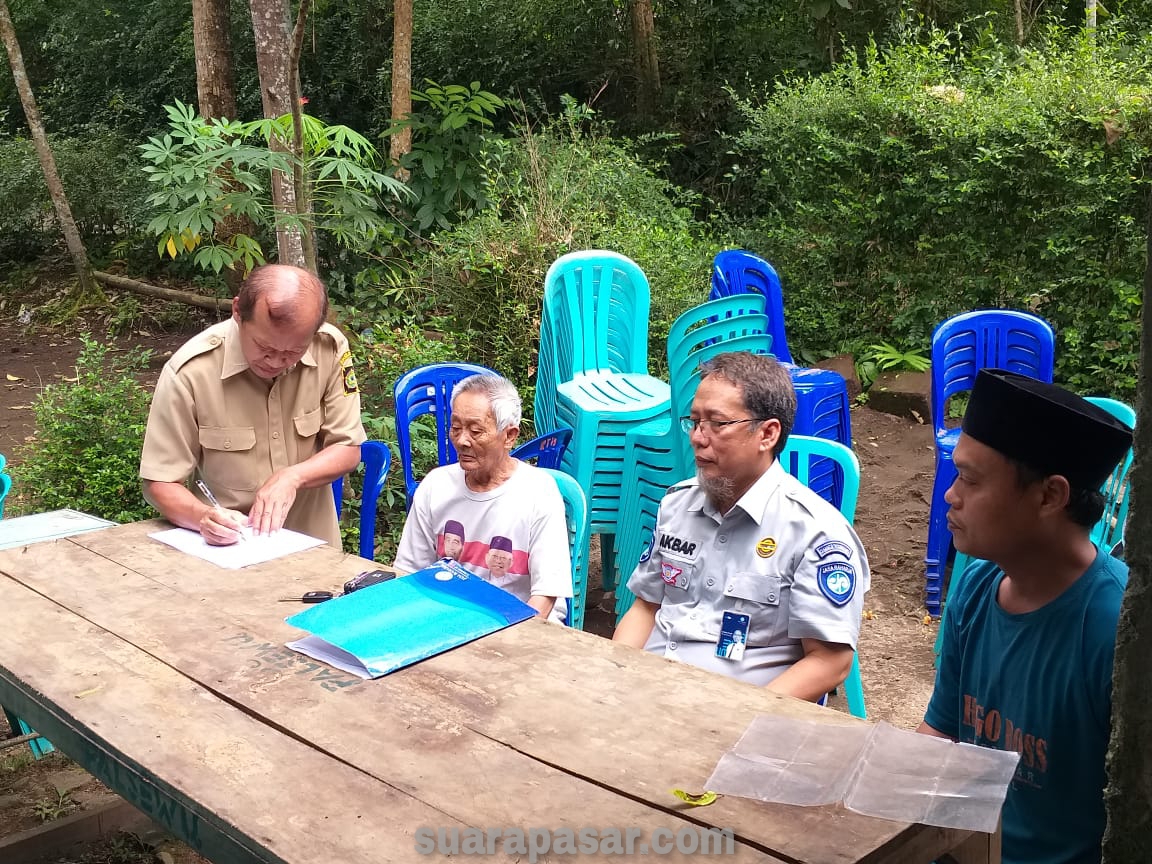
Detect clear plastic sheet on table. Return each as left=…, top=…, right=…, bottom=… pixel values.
left=705, top=715, right=1020, bottom=833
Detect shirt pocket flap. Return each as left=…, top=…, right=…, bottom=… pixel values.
left=198, top=426, right=256, bottom=452
left=293, top=408, right=322, bottom=438
left=725, top=571, right=782, bottom=606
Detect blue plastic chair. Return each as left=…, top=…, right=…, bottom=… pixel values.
left=332, top=440, right=392, bottom=561
left=933, top=395, right=1135, bottom=667
left=541, top=468, right=591, bottom=630
left=534, top=251, right=671, bottom=595
left=394, top=363, right=498, bottom=506
left=0, top=471, right=9, bottom=520
left=923, top=310, right=1055, bottom=616
left=708, top=249, right=851, bottom=502
left=510, top=428, right=572, bottom=469
left=710, top=249, right=794, bottom=364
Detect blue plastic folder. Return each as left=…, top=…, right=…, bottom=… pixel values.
left=284, top=559, right=537, bottom=679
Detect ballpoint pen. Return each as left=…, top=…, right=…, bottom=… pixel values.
left=196, top=479, right=247, bottom=540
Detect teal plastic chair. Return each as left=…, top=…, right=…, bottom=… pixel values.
left=541, top=468, right=591, bottom=630
left=933, top=395, right=1136, bottom=666
left=778, top=435, right=867, bottom=719
left=0, top=466, right=55, bottom=757
left=534, top=251, right=671, bottom=595
left=613, top=295, right=773, bottom=615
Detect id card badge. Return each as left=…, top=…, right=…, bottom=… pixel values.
left=716, top=611, right=750, bottom=661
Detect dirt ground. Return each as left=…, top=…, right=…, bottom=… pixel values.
left=0, top=311, right=942, bottom=861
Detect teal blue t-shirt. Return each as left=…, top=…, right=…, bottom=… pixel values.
left=925, top=549, right=1127, bottom=864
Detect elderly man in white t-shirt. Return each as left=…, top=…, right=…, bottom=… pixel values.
left=393, top=374, right=573, bottom=622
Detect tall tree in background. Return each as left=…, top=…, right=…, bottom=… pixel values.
left=1102, top=172, right=1152, bottom=864
left=192, top=0, right=236, bottom=120
left=249, top=0, right=306, bottom=269
left=390, top=0, right=412, bottom=168
left=630, top=0, right=659, bottom=116
left=0, top=0, right=96, bottom=298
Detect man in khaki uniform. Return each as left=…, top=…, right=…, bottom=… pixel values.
left=140, top=264, right=366, bottom=547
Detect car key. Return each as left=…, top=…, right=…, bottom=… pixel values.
left=278, top=590, right=334, bottom=603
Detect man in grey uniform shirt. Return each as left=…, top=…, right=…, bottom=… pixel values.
left=612, top=352, right=869, bottom=701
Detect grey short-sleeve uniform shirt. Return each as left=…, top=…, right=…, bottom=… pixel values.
left=625, top=459, right=870, bottom=686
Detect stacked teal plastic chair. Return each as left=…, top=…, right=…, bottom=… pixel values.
left=778, top=435, right=867, bottom=718
left=932, top=395, right=1135, bottom=667
left=541, top=468, right=591, bottom=630
left=612, top=294, right=774, bottom=614
left=534, top=251, right=671, bottom=593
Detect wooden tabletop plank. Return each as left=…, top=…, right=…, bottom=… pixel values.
left=1, top=530, right=784, bottom=864
left=0, top=573, right=480, bottom=864
left=66, top=522, right=980, bottom=864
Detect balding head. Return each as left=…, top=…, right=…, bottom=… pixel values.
left=236, top=265, right=329, bottom=333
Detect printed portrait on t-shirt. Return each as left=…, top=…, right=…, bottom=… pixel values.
left=440, top=520, right=466, bottom=560
left=486, top=535, right=514, bottom=583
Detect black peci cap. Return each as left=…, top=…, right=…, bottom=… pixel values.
left=961, top=369, right=1132, bottom=490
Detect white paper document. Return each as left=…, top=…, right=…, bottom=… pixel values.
left=148, top=526, right=326, bottom=569
left=706, top=715, right=1020, bottom=833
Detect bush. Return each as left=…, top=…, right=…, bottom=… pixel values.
left=394, top=114, right=716, bottom=400
left=728, top=26, right=1152, bottom=398
left=0, top=130, right=152, bottom=266
left=12, top=337, right=155, bottom=523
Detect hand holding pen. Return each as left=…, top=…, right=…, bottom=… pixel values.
left=196, top=479, right=250, bottom=546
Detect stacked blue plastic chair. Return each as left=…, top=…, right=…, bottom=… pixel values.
left=613, top=294, right=774, bottom=613
left=541, top=468, right=591, bottom=630
left=778, top=434, right=867, bottom=719
left=332, top=440, right=393, bottom=561
left=534, top=251, right=671, bottom=594
left=924, top=309, right=1055, bottom=616
left=933, top=395, right=1135, bottom=667
left=710, top=249, right=852, bottom=501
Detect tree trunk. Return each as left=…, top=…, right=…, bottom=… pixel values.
left=0, top=0, right=97, bottom=299
left=1086, top=0, right=1097, bottom=35
left=1101, top=170, right=1152, bottom=863
left=248, top=0, right=305, bottom=268
left=1014, top=0, right=1024, bottom=44
left=288, top=0, right=317, bottom=275
left=390, top=0, right=413, bottom=169
left=192, top=0, right=249, bottom=293
left=92, top=271, right=232, bottom=312
left=191, top=0, right=236, bottom=121
left=630, top=0, right=659, bottom=117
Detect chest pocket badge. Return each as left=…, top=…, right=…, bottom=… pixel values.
left=817, top=561, right=856, bottom=606
left=661, top=561, right=689, bottom=590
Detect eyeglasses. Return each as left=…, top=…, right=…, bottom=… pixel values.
left=679, top=417, right=770, bottom=434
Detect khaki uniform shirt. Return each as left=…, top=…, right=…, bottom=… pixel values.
left=140, top=318, right=366, bottom=547
left=626, top=459, right=870, bottom=686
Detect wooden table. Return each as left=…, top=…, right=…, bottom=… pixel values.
left=0, top=521, right=997, bottom=864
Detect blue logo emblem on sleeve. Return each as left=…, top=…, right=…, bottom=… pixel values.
left=638, top=528, right=655, bottom=564
left=817, top=562, right=856, bottom=606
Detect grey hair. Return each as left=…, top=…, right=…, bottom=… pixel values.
left=451, top=374, right=522, bottom=432
left=698, top=352, right=796, bottom=456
